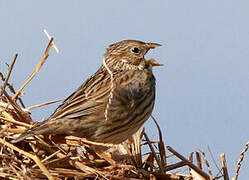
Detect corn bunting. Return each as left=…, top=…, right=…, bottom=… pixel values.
left=12, top=40, right=163, bottom=144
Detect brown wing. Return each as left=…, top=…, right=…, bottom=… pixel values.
left=48, top=66, right=111, bottom=121
left=11, top=66, right=112, bottom=143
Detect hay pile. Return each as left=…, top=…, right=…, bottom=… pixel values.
left=0, top=37, right=247, bottom=180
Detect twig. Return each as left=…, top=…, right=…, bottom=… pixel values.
left=0, top=138, right=54, bottom=180
left=232, top=141, right=249, bottom=180
left=165, top=161, right=186, bottom=171
left=8, top=162, right=23, bottom=179
left=66, top=136, right=113, bottom=147
left=51, top=148, right=107, bottom=179
left=207, top=146, right=223, bottom=177
left=143, top=132, right=164, bottom=173
left=1, top=89, right=29, bottom=122
left=134, top=130, right=142, bottom=168
left=220, top=153, right=229, bottom=180
left=0, top=117, right=31, bottom=128
left=200, top=150, right=213, bottom=179
left=12, top=38, right=54, bottom=100
left=32, top=150, right=61, bottom=168
left=0, top=172, right=19, bottom=180
left=43, top=29, right=59, bottom=53
left=2, top=54, right=18, bottom=93
left=0, top=71, right=25, bottom=108
left=0, top=102, right=28, bottom=113
left=26, top=99, right=62, bottom=111
left=122, top=139, right=138, bottom=167
left=74, top=161, right=107, bottom=180
left=151, top=115, right=167, bottom=170
left=167, top=146, right=210, bottom=180
left=0, top=72, right=16, bottom=96
left=196, top=151, right=202, bottom=169
left=189, top=152, right=194, bottom=176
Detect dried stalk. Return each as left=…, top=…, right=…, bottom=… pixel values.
left=143, top=132, right=164, bottom=173
left=12, top=38, right=54, bottom=101
left=220, top=153, right=229, bottom=180
left=167, top=146, right=210, bottom=180
left=0, top=138, right=54, bottom=180
left=43, top=29, right=59, bottom=53
left=232, top=141, right=249, bottom=180
left=151, top=115, right=167, bottom=170
left=26, top=99, right=62, bottom=111
left=200, top=150, right=213, bottom=178
left=2, top=54, right=18, bottom=93
left=196, top=151, right=202, bottom=169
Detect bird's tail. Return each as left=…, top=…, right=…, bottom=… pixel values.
left=11, top=131, right=35, bottom=143
left=11, top=119, right=50, bottom=143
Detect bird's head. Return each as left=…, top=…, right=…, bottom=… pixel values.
left=104, top=40, right=163, bottom=71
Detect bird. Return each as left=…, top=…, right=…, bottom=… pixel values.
left=12, top=40, right=163, bottom=144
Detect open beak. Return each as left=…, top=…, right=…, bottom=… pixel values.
left=146, top=43, right=161, bottom=49
left=145, top=42, right=163, bottom=66
left=146, top=58, right=164, bottom=66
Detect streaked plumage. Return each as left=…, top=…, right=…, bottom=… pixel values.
left=12, top=40, right=162, bottom=144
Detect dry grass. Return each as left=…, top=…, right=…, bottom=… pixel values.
left=0, top=35, right=247, bottom=180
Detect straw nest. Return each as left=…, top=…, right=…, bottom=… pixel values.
left=0, top=36, right=247, bottom=180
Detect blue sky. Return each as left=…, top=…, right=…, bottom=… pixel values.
left=1, top=1, right=248, bottom=179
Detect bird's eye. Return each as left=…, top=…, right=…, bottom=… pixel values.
left=131, top=47, right=140, bottom=54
